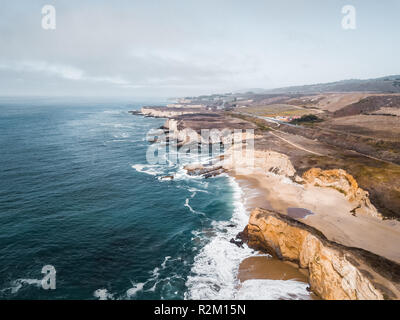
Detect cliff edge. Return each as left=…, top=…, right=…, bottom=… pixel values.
left=240, top=208, right=400, bottom=300
left=302, top=168, right=381, bottom=218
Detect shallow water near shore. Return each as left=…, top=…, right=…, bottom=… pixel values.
left=0, top=99, right=312, bottom=300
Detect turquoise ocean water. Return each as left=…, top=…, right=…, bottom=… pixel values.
left=0, top=98, right=310, bottom=300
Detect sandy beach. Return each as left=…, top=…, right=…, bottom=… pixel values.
left=233, top=170, right=400, bottom=264
left=233, top=173, right=321, bottom=300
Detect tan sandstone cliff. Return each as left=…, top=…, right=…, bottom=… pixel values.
left=164, top=118, right=256, bottom=146
left=241, top=208, right=400, bottom=300
left=302, top=168, right=381, bottom=218
left=224, top=147, right=382, bottom=218
left=224, top=149, right=296, bottom=177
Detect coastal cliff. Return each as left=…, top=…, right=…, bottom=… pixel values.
left=141, top=107, right=201, bottom=118
left=302, top=168, right=381, bottom=218
left=163, top=117, right=256, bottom=145
left=224, top=147, right=382, bottom=219
left=240, top=208, right=400, bottom=300
left=131, top=106, right=400, bottom=300
left=225, top=148, right=296, bottom=178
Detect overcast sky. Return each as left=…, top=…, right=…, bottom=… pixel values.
left=0, top=0, right=399, bottom=98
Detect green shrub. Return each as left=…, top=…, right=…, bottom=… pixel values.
left=290, top=114, right=322, bottom=124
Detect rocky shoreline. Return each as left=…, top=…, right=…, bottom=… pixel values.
left=131, top=106, right=400, bottom=300
left=237, top=208, right=400, bottom=300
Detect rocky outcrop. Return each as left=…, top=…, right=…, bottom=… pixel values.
left=164, top=119, right=179, bottom=132
left=164, top=118, right=257, bottom=146
left=240, top=208, right=400, bottom=300
left=302, top=168, right=381, bottom=218
left=254, top=150, right=296, bottom=177
left=224, top=149, right=297, bottom=178
left=141, top=107, right=200, bottom=118
left=184, top=163, right=226, bottom=178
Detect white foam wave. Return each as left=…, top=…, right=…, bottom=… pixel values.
left=7, top=278, right=42, bottom=294
left=173, top=167, right=203, bottom=181
left=131, top=164, right=163, bottom=176
left=235, top=279, right=311, bottom=300
left=184, top=198, right=196, bottom=213
left=184, top=198, right=194, bottom=212
left=187, top=187, right=209, bottom=194
left=94, top=288, right=114, bottom=300
left=125, top=255, right=175, bottom=295
left=113, top=132, right=130, bottom=138
left=185, top=177, right=311, bottom=300
left=161, top=256, right=171, bottom=269
left=126, top=282, right=145, bottom=298
left=103, top=110, right=123, bottom=115
left=185, top=177, right=258, bottom=300
left=184, top=196, right=205, bottom=216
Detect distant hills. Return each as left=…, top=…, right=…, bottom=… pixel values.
left=256, top=75, right=400, bottom=94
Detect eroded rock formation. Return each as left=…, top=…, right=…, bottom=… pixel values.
left=141, top=107, right=200, bottom=118
left=302, top=168, right=381, bottom=218
left=184, top=164, right=226, bottom=178
left=240, top=208, right=400, bottom=300
left=224, top=149, right=296, bottom=177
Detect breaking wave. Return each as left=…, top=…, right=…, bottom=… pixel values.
left=236, top=279, right=311, bottom=300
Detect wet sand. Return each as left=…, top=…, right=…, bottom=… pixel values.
left=238, top=256, right=320, bottom=300
left=234, top=175, right=273, bottom=211
left=238, top=256, right=308, bottom=282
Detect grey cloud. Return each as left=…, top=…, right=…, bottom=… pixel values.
left=1, top=0, right=400, bottom=97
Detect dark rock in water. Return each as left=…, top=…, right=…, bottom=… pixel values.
left=186, top=168, right=205, bottom=176
left=186, top=165, right=226, bottom=178
left=236, top=226, right=249, bottom=243
left=204, top=168, right=226, bottom=179
left=230, top=238, right=244, bottom=248
left=129, top=110, right=142, bottom=115
left=176, top=141, right=186, bottom=148
left=160, top=175, right=174, bottom=180
left=212, top=284, right=221, bottom=292
left=227, top=224, right=236, bottom=228
left=159, top=125, right=169, bottom=131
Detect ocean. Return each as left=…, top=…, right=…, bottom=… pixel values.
left=0, top=98, right=310, bottom=300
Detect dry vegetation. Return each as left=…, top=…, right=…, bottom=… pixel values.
left=241, top=104, right=319, bottom=117
left=227, top=92, right=400, bottom=219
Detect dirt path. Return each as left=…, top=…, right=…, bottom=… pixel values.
left=268, top=131, right=324, bottom=156
left=237, top=111, right=400, bottom=167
